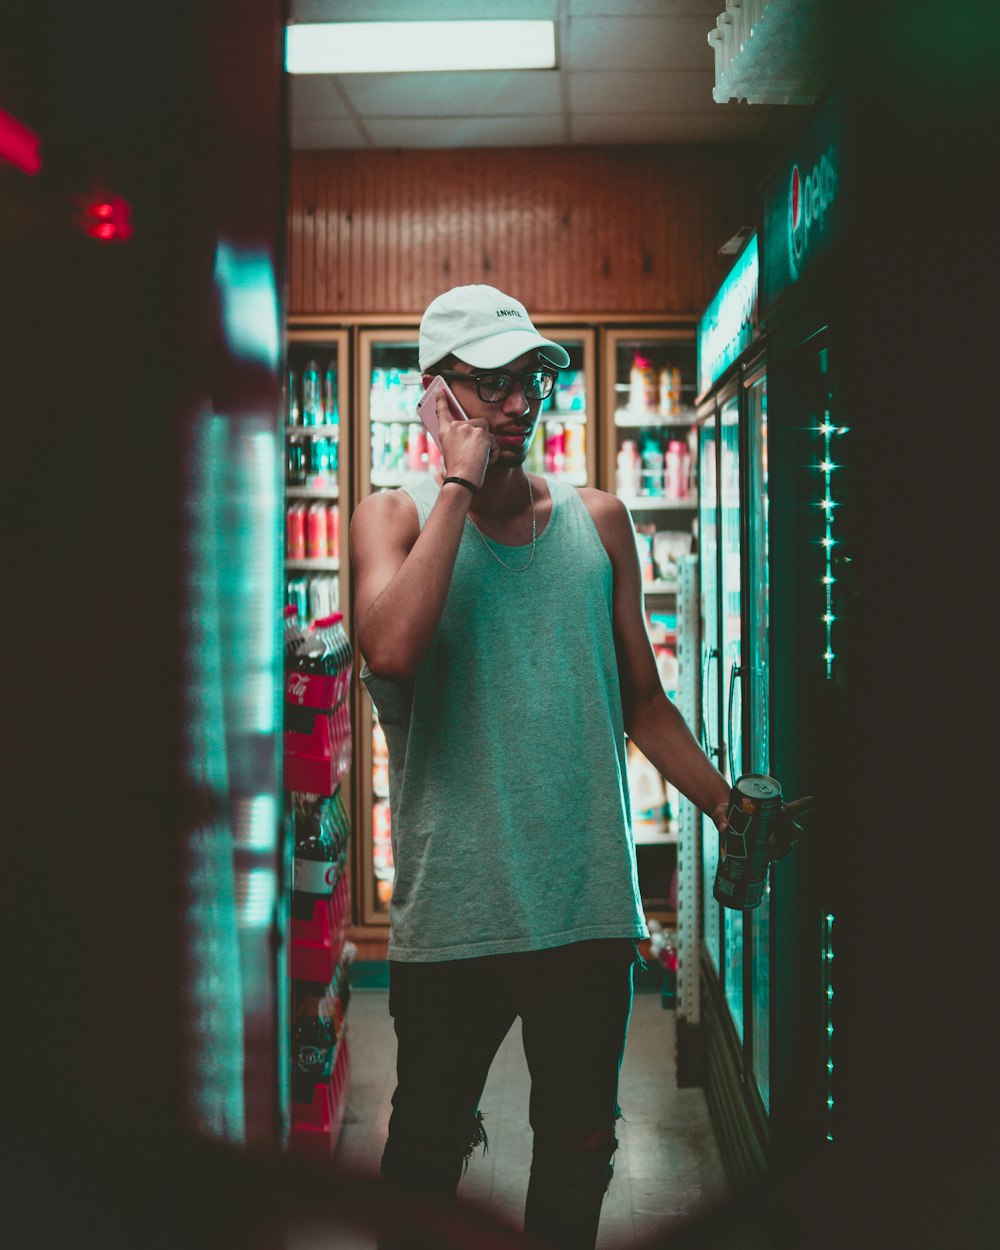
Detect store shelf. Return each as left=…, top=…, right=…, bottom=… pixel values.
left=286, top=558, right=340, bottom=571
left=644, top=580, right=679, bottom=596
left=622, top=495, right=698, bottom=511
left=614, top=409, right=697, bottom=428
left=633, top=824, right=679, bottom=846
left=286, top=424, right=342, bottom=437
left=287, top=484, right=339, bottom=499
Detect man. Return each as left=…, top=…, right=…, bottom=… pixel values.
left=350, top=284, right=733, bottom=1250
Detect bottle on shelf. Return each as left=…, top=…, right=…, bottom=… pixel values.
left=301, top=360, right=321, bottom=427
left=292, top=801, right=339, bottom=921
left=283, top=604, right=306, bottom=666
left=564, top=422, right=586, bottom=480
left=323, top=363, right=340, bottom=472
left=658, top=366, right=673, bottom=418
left=287, top=437, right=306, bottom=487
left=616, top=439, right=641, bottom=497
left=665, top=440, right=685, bottom=501
left=628, top=353, right=657, bottom=414
left=640, top=432, right=665, bottom=497
left=287, top=368, right=300, bottom=426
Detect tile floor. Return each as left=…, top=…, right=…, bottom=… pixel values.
left=332, top=987, right=730, bottom=1249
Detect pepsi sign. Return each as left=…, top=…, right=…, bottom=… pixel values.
left=761, top=87, right=845, bottom=318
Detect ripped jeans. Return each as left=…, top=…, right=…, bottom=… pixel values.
left=379, top=938, right=641, bottom=1250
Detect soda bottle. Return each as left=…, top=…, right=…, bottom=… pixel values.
left=286, top=436, right=306, bottom=486
left=301, top=360, right=321, bottom=427
left=286, top=576, right=308, bottom=625
left=283, top=604, right=306, bottom=667
left=291, top=988, right=335, bottom=1103
left=292, top=798, right=338, bottom=920
left=323, top=364, right=339, bottom=427
left=287, top=368, right=300, bottom=426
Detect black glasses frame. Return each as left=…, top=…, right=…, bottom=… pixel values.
left=435, top=367, right=558, bottom=404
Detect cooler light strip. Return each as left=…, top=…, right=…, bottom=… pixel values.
left=823, top=912, right=835, bottom=1142
left=818, top=414, right=848, bottom=679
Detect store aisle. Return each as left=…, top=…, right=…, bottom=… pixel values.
left=334, top=987, right=730, bottom=1249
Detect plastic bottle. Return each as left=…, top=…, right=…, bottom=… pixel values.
left=291, top=989, right=335, bottom=1103
left=617, top=439, right=641, bottom=497
left=292, top=803, right=338, bottom=921
left=665, top=440, right=684, bottom=501
left=629, top=353, right=656, bottom=413
left=658, top=366, right=673, bottom=417
left=301, top=360, right=321, bottom=427
left=287, top=368, right=300, bottom=426
left=640, top=433, right=664, bottom=497
left=287, top=437, right=306, bottom=487
left=283, top=604, right=306, bottom=666
left=323, top=364, right=339, bottom=428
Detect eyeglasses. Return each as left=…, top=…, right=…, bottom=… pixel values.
left=436, top=367, right=557, bottom=404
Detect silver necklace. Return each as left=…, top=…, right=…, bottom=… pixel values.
left=465, top=474, right=536, bottom=573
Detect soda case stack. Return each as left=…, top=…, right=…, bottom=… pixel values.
left=288, top=788, right=354, bottom=1160
left=282, top=606, right=355, bottom=1160
left=284, top=612, right=353, bottom=795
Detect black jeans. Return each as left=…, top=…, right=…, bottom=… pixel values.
left=378, top=938, right=641, bottom=1250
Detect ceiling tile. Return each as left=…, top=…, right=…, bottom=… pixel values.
left=568, top=69, right=716, bottom=113
left=290, top=116, right=368, bottom=149
left=290, top=75, right=351, bottom=118
left=568, top=1, right=719, bottom=15
left=564, top=16, right=718, bottom=71
left=291, top=1, right=558, bottom=21
left=363, top=114, right=566, bottom=148
left=338, top=70, right=562, bottom=117
left=570, top=109, right=772, bottom=144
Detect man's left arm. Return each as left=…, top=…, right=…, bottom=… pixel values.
left=581, top=489, right=731, bottom=833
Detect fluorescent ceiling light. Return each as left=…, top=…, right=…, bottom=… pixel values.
left=285, top=20, right=556, bottom=74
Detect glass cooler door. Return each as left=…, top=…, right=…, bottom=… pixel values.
left=698, top=410, right=721, bottom=973
left=719, top=391, right=745, bottom=1041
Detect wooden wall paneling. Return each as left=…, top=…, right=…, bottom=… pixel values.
left=288, top=145, right=767, bottom=317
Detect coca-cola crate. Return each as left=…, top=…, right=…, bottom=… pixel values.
left=284, top=703, right=352, bottom=795
left=285, top=667, right=351, bottom=713
left=290, top=870, right=351, bottom=984
left=290, top=1034, right=351, bottom=1161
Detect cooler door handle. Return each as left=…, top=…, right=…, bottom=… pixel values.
left=702, top=646, right=719, bottom=759
left=727, top=660, right=745, bottom=783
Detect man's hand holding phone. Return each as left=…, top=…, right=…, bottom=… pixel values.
left=418, top=375, right=497, bottom=489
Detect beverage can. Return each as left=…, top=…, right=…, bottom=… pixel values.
left=286, top=502, right=306, bottom=559
left=306, top=501, right=328, bottom=558
left=713, top=774, right=783, bottom=910
left=326, top=503, right=340, bottom=559
left=286, top=576, right=308, bottom=625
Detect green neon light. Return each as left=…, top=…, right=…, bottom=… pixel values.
left=817, top=414, right=848, bottom=679
left=823, top=913, right=835, bottom=1143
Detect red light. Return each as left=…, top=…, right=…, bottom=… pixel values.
left=0, top=109, right=42, bottom=175
left=79, top=194, right=133, bottom=242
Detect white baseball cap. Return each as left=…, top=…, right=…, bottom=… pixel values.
left=418, top=284, right=571, bottom=373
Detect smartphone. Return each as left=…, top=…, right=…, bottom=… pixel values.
left=416, top=374, right=468, bottom=450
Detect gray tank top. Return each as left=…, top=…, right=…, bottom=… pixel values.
left=361, top=475, right=647, bottom=961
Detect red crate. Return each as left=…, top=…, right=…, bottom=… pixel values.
left=290, top=871, right=351, bottom=984
left=290, top=1034, right=351, bottom=1161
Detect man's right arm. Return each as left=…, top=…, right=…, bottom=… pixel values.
left=350, top=479, right=475, bottom=680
